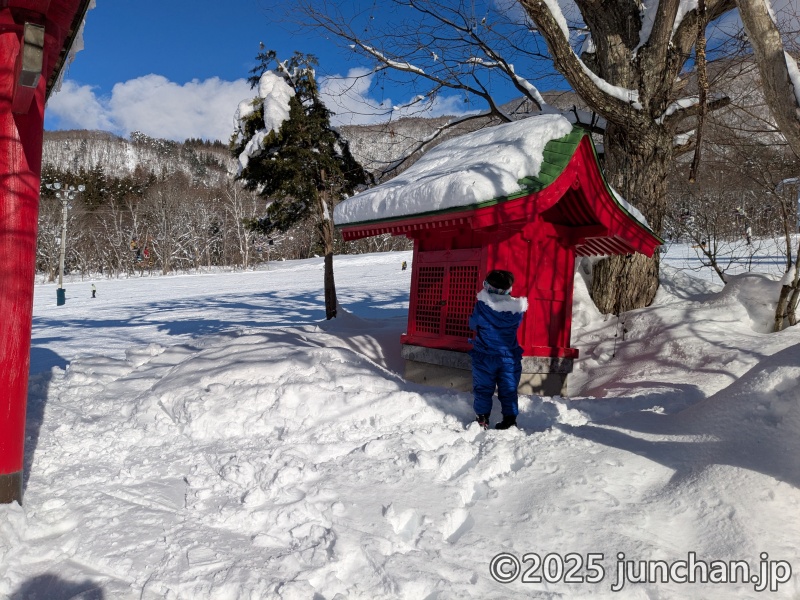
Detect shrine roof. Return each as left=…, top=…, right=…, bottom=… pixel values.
left=334, top=115, right=650, bottom=234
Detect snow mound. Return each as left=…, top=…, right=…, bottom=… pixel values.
left=672, top=343, right=800, bottom=487
left=712, top=272, right=781, bottom=333
left=14, top=326, right=602, bottom=598
left=655, top=264, right=723, bottom=301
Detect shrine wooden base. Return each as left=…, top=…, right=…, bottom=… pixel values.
left=401, top=344, right=572, bottom=397
left=0, top=471, right=22, bottom=504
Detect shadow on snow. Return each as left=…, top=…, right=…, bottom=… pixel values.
left=9, top=573, right=104, bottom=600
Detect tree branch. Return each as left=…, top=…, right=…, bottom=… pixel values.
left=736, top=0, right=800, bottom=158
left=518, top=0, right=648, bottom=130
left=661, top=96, right=732, bottom=129
left=333, top=33, right=511, bottom=118
left=377, top=112, right=499, bottom=179
left=405, top=0, right=546, bottom=110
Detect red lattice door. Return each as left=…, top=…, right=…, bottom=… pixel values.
left=406, top=249, right=481, bottom=350
left=444, top=265, right=480, bottom=338
left=415, top=265, right=446, bottom=335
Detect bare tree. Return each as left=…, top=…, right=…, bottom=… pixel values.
left=35, top=196, right=63, bottom=282
left=223, top=184, right=262, bottom=269
left=298, top=1, right=560, bottom=122
left=103, top=194, right=138, bottom=277
left=297, top=0, right=745, bottom=310
left=773, top=177, right=800, bottom=330
left=144, top=174, right=193, bottom=275
left=297, top=0, right=800, bottom=314
left=665, top=187, right=759, bottom=284
left=184, top=189, right=223, bottom=271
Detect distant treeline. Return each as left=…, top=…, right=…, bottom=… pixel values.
left=37, top=160, right=409, bottom=281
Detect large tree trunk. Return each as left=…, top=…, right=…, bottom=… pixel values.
left=788, top=285, right=800, bottom=327
left=517, top=0, right=738, bottom=313
left=773, top=284, right=792, bottom=332
left=323, top=250, right=337, bottom=320
left=590, top=123, right=671, bottom=312
left=779, top=260, right=800, bottom=330
left=591, top=253, right=660, bottom=314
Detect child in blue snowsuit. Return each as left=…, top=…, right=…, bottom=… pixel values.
left=469, top=270, right=528, bottom=430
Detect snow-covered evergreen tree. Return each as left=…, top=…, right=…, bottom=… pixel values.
left=230, top=50, right=369, bottom=319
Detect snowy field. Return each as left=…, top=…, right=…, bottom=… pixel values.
left=2, top=239, right=800, bottom=599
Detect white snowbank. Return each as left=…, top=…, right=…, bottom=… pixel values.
left=334, top=114, right=573, bottom=225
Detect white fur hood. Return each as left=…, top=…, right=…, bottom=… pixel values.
left=476, top=289, right=528, bottom=314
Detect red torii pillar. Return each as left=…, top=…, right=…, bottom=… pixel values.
left=0, top=1, right=89, bottom=504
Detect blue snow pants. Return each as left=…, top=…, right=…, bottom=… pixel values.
left=471, top=350, right=522, bottom=417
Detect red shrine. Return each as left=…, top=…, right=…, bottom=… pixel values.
left=337, top=124, right=661, bottom=395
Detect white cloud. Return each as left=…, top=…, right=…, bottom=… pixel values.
left=46, top=75, right=253, bottom=142
left=319, top=67, right=392, bottom=126
left=46, top=70, right=475, bottom=142
left=320, top=68, right=474, bottom=126
left=45, top=80, right=115, bottom=131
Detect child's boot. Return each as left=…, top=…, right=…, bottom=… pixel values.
left=495, top=415, right=517, bottom=430
left=475, top=414, right=490, bottom=430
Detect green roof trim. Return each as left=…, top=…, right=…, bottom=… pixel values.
left=518, top=127, right=587, bottom=193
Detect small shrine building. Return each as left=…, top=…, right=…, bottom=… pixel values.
left=334, top=115, right=661, bottom=396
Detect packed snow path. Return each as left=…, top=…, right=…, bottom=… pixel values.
left=2, top=249, right=800, bottom=599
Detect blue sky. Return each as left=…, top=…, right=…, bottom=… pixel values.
left=44, top=0, right=474, bottom=142
left=47, top=0, right=792, bottom=143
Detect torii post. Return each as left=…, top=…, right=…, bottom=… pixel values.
left=0, top=0, right=93, bottom=504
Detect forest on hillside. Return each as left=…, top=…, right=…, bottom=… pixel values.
left=38, top=131, right=410, bottom=281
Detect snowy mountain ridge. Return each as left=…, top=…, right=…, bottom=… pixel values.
left=42, top=129, right=234, bottom=185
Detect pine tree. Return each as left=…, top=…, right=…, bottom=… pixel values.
left=230, top=50, right=369, bottom=319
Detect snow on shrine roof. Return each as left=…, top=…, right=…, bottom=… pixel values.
left=334, top=114, right=649, bottom=230
left=334, top=114, right=572, bottom=226
left=47, top=0, right=96, bottom=98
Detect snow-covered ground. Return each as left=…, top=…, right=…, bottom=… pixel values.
left=2, top=240, right=800, bottom=599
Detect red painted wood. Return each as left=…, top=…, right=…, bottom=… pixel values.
left=341, top=137, right=660, bottom=256
left=0, top=1, right=86, bottom=479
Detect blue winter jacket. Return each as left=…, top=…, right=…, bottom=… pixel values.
left=468, top=290, right=528, bottom=358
